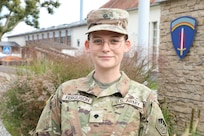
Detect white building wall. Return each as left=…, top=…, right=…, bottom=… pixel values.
left=128, top=5, right=160, bottom=60
left=71, top=25, right=87, bottom=49
left=8, top=36, right=26, bottom=47
left=128, top=9, right=139, bottom=49
left=128, top=4, right=160, bottom=49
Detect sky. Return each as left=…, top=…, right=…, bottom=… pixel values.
left=2, top=0, right=109, bottom=40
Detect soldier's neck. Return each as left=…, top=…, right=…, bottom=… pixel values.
left=93, top=69, right=121, bottom=84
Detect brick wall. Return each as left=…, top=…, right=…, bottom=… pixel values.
left=158, top=0, right=204, bottom=134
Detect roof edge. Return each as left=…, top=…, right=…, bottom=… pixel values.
left=127, top=2, right=160, bottom=12
left=155, top=0, right=168, bottom=2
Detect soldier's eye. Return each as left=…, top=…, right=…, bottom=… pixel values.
left=110, top=39, right=120, bottom=45
left=93, top=39, right=103, bottom=45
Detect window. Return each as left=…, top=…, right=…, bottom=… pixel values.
left=153, top=22, right=157, bottom=46
left=60, top=37, right=65, bottom=43
left=77, top=39, right=80, bottom=47
left=49, top=32, right=53, bottom=38
left=54, top=37, right=58, bottom=42
left=25, top=36, right=29, bottom=41
left=44, top=32, right=48, bottom=39
left=67, top=30, right=72, bottom=46
left=67, top=36, right=71, bottom=46
left=38, top=33, right=42, bottom=40
left=152, top=21, right=158, bottom=69
left=54, top=31, right=59, bottom=42
left=34, top=34, right=37, bottom=40
left=60, top=30, right=66, bottom=43
left=29, top=35, right=33, bottom=41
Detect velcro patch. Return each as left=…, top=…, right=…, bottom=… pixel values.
left=89, top=111, right=103, bottom=123
left=62, top=95, right=93, bottom=104
left=155, top=118, right=168, bottom=136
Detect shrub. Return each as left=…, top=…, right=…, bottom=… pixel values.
left=121, top=51, right=156, bottom=88
left=0, top=72, right=56, bottom=135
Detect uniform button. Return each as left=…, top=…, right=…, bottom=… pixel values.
left=94, top=114, right=99, bottom=118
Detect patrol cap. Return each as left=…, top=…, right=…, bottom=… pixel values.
left=86, top=8, right=129, bottom=35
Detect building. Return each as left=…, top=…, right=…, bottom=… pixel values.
left=0, top=41, right=21, bottom=58
left=0, top=41, right=23, bottom=65
left=7, top=0, right=161, bottom=66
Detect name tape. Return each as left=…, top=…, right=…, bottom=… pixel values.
left=62, top=95, right=93, bottom=104
left=117, top=98, right=143, bottom=109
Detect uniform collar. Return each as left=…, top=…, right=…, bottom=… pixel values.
left=76, top=71, right=131, bottom=97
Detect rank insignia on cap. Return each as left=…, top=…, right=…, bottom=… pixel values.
left=103, top=13, right=109, bottom=19
left=155, top=118, right=167, bottom=136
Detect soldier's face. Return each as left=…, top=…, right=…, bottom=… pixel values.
left=85, top=31, right=131, bottom=71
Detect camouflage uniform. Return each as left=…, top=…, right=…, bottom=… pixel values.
left=34, top=71, right=168, bottom=136
left=34, top=8, right=168, bottom=136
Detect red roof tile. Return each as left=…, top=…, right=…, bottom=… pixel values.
left=100, top=0, right=155, bottom=10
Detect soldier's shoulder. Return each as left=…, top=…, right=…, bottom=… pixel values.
left=129, top=80, right=152, bottom=92
left=128, top=80, right=152, bottom=100
left=62, top=77, right=85, bottom=86
left=60, top=77, right=86, bottom=94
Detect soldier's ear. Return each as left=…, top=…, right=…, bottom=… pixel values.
left=85, top=40, right=91, bottom=53
left=124, top=39, right=131, bottom=52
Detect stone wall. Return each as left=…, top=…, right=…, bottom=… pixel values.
left=158, top=0, right=204, bottom=134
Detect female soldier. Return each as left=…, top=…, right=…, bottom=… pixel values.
left=34, top=8, right=168, bottom=136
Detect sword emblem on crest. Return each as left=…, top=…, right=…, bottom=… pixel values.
left=170, top=16, right=197, bottom=59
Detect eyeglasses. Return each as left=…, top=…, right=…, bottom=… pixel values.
left=89, top=38, right=124, bottom=50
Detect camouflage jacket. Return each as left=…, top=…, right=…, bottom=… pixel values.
left=34, top=71, right=168, bottom=136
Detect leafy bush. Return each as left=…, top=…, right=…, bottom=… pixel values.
left=121, top=51, right=157, bottom=88
left=0, top=72, right=56, bottom=135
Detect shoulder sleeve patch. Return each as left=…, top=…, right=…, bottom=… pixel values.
left=155, top=118, right=168, bottom=136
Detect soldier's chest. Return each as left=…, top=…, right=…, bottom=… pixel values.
left=62, top=95, right=142, bottom=135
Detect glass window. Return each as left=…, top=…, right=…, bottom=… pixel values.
left=49, top=32, right=53, bottom=38
left=60, top=37, right=65, bottom=43
left=152, top=22, right=158, bottom=68
left=77, top=39, right=80, bottom=47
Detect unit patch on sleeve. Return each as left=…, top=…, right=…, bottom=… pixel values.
left=155, top=118, right=168, bottom=136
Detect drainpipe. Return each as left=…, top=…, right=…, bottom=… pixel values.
left=80, top=0, right=83, bottom=21
left=137, top=0, right=150, bottom=60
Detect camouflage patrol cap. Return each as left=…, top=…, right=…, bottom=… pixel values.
left=86, top=8, right=129, bottom=34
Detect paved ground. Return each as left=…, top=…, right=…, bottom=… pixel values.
left=0, top=121, right=11, bottom=136
left=0, top=66, right=16, bottom=136
left=0, top=65, right=18, bottom=74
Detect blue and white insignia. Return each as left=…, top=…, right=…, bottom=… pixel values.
left=62, top=95, right=93, bottom=104
left=155, top=118, right=168, bottom=136
left=170, top=16, right=197, bottom=59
